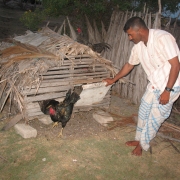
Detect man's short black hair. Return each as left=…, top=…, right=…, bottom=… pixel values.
left=123, top=17, right=147, bottom=32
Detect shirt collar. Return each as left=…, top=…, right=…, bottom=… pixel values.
left=147, top=29, right=154, bottom=47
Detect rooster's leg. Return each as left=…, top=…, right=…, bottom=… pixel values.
left=52, top=122, right=58, bottom=128
left=58, top=128, right=63, bottom=137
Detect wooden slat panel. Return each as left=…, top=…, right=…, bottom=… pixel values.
left=74, top=102, right=110, bottom=111
left=42, top=74, right=109, bottom=82
left=66, top=54, right=92, bottom=58
left=41, top=77, right=109, bottom=85
left=23, top=81, right=71, bottom=91
left=62, top=60, right=95, bottom=66
left=22, top=85, right=72, bottom=95
left=61, top=57, right=94, bottom=62
left=42, top=71, right=109, bottom=80
left=24, top=92, right=67, bottom=103
left=44, top=67, right=107, bottom=76
left=24, top=77, right=108, bottom=90
left=25, top=94, right=111, bottom=110
left=49, top=63, right=107, bottom=71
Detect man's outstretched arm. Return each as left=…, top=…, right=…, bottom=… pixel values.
left=104, top=62, right=134, bottom=86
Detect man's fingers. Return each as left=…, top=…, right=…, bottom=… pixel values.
left=102, top=80, right=108, bottom=86
left=159, top=101, right=169, bottom=105
left=102, top=79, right=112, bottom=86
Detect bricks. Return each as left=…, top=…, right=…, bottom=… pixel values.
left=93, top=110, right=114, bottom=127
left=14, top=123, right=37, bottom=138
left=38, top=115, right=53, bottom=125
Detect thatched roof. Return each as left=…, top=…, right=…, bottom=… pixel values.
left=0, top=27, right=118, bottom=114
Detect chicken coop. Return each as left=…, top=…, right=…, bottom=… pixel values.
left=0, top=27, right=117, bottom=122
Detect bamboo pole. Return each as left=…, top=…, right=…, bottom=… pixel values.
left=93, top=20, right=102, bottom=43
left=85, top=15, right=95, bottom=44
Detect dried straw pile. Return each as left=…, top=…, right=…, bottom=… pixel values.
left=0, top=27, right=117, bottom=120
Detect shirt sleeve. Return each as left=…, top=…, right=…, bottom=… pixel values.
left=128, top=45, right=140, bottom=65
left=157, top=33, right=180, bottom=61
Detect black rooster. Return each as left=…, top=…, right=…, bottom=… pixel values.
left=39, top=86, right=83, bottom=137
left=76, top=28, right=111, bottom=53
left=88, top=42, right=111, bottom=53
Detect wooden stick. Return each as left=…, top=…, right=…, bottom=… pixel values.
left=157, top=132, right=180, bottom=143
left=172, top=109, right=180, bottom=115
left=22, top=85, right=72, bottom=95
left=1, top=114, right=23, bottom=131
left=43, top=67, right=106, bottom=75
left=168, top=140, right=180, bottom=153
left=24, top=92, right=67, bottom=103
left=162, top=122, right=180, bottom=132
left=24, top=77, right=107, bottom=89
left=42, top=71, right=108, bottom=80
left=0, top=88, right=11, bottom=113
left=0, top=80, right=7, bottom=100
left=0, top=155, right=8, bottom=162
left=49, top=63, right=104, bottom=70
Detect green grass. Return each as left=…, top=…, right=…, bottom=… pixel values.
left=1, top=125, right=180, bottom=180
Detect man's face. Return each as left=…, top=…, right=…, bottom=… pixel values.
left=126, top=27, right=141, bottom=44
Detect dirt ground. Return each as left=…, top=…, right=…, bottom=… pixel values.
left=1, top=3, right=180, bottom=180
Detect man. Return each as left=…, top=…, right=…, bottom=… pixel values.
left=104, top=17, right=180, bottom=156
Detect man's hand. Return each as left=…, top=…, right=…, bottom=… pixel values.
left=103, top=63, right=134, bottom=86
left=159, top=90, right=170, bottom=105
left=103, top=78, right=115, bottom=86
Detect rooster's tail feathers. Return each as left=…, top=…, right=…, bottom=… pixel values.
left=64, top=86, right=82, bottom=104
left=64, top=89, right=72, bottom=102
left=70, top=92, right=80, bottom=104
left=73, top=85, right=83, bottom=95
left=70, top=85, right=83, bottom=103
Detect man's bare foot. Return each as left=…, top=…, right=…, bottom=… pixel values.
left=125, top=141, right=139, bottom=147
left=132, top=143, right=142, bottom=156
